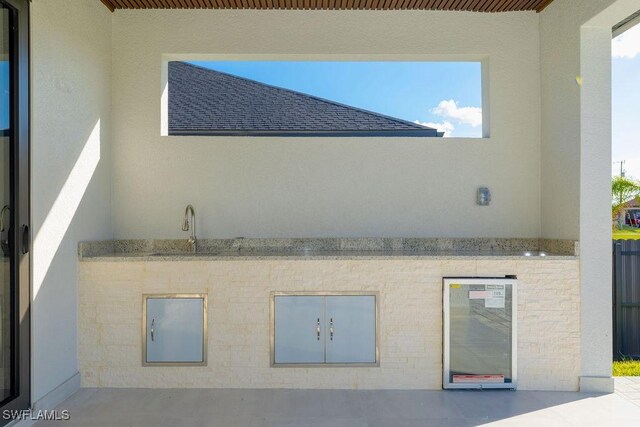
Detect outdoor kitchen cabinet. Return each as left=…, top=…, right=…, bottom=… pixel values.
left=143, top=294, right=207, bottom=366
left=272, top=294, right=378, bottom=366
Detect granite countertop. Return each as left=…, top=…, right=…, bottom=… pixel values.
left=78, top=238, right=579, bottom=262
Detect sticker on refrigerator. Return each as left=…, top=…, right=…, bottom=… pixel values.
left=469, top=290, right=490, bottom=299
left=453, top=374, right=505, bottom=383
left=485, top=285, right=505, bottom=308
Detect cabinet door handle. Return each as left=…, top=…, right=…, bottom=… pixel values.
left=21, top=224, right=30, bottom=254
left=316, top=318, right=321, bottom=341
left=330, top=318, right=334, bottom=341
left=150, top=318, right=155, bottom=342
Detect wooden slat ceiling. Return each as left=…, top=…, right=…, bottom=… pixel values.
left=100, top=0, right=555, bottom=13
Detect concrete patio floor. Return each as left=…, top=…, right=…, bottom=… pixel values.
left=31, top=387, right=640, bottom=427
left=615, top=376, right=640, bottom=407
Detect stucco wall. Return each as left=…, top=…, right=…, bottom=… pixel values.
left=79, top=258, right=580, bottom=391
left=31, top=0, right=112, bottom=403
left=111, top=10, right=541, bottom=240
left=539, top=0, right=629, bottom=240
left=539, top=0, right=640, bottom=391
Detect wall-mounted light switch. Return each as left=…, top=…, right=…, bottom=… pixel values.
left=477, top=187, right=491, bottom=206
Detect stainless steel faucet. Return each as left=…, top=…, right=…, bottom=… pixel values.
left=182, top=204, right=196, bottom=253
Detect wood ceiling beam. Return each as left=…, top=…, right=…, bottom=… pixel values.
left=500, top=0, right=521, bottom=12
left=511, top=0, right=532, bottom=11
left=100, top=0, right=116, bottom=11
left=488, top=0, right=510, bottom=12
left=453, top=0, right=468, bottom=10
left=98, top=0, right=555, bottom=11
left=521, top=0, right=540, bottom=11
left=474, top=0, right=495, bottom=12
left=536, top=0, right=554, bottom=12
left=114, top=0, right=132, bottom=8
left=408, top=0, right=422, bottom=9
left=523, top=0, right=539, bottom=9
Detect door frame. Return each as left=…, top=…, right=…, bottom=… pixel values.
left=269, top=291, right=380, bottom=368
left=0, top=0, right=30, bottom=419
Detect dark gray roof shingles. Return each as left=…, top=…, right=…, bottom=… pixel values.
left=168, top=62, right=442, bottom=137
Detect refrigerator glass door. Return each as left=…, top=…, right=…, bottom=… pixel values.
left=444, top=278, right=516, bottom=389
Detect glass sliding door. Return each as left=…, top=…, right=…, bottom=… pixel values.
left=0, top=0, right=29, bottom=421
left=0, top=5, right=9, bottom=403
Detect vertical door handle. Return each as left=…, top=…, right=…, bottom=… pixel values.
left=330, top=318, right=334, bottom=341
left=21, top=224, right=29, bottom=254
left=316, top=318, right=321, bottom=341
left=150, top=318, right=155, bottom=342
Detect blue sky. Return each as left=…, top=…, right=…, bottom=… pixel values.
left=613, top=23, right=640, bottom=178
left=190, top=61, right=483, bottom=137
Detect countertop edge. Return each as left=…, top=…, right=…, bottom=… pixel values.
left=78, top=238, right=579, bottom=261
left=79, top=254, right=579, bottom=262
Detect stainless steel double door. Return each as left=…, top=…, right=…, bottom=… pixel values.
left=274, top=295, right=376, bottom=365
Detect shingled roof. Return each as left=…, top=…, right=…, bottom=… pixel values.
left=168, top=62, right=443, bottom=137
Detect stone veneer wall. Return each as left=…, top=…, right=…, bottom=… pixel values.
left=78, top=259, right=580, bottom=390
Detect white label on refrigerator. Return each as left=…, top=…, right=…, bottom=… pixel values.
left=469, top=290, right=491, bottom=299
left=485, top=285, right=505, bottom=308
left=485, top=297, right=505, bottom=308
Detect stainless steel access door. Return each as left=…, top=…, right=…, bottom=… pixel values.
left=274, top=296, right=325, bottom=364
left=325, top=296, right=376, bottom=364
left=144, top=295, right=207, bottom=365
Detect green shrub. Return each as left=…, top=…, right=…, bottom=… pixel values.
left=613, top=360, right=640, bottom=376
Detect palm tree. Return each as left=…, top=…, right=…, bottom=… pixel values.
left=612, top=176, right=640, bottom=228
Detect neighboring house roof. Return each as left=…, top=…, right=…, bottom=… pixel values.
left=168, top=62, right=443, bottom=137
left=621, top=198, right=640, bottom=209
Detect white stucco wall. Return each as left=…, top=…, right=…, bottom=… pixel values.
left=31, top=0, right=112, bottom=403
left=540, top=0, right=640, bottom=392
left=539, top=0, right=634, bottom=240
left=110, top=10, right=541, bottom=239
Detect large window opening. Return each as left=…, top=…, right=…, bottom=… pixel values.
left=612, top=16, right=640, bottom=362
left=611, top=20, right=640, bottom=238
left=164, top=60, right=486, bottom=138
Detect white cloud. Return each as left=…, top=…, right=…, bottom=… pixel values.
left=431, top=99, right=482, bottom=127
left=415, top=120, right=455, bottom=137
left=613, top=24, right=640, bottom=59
